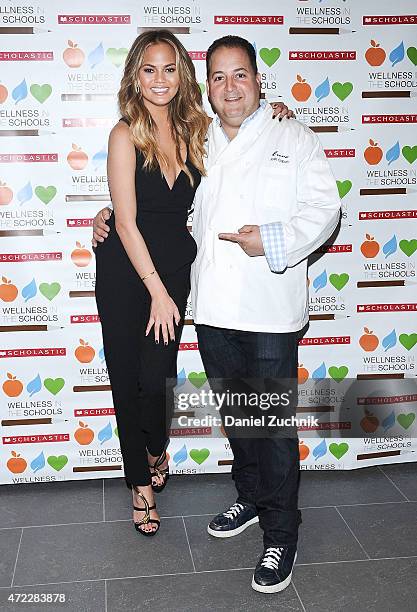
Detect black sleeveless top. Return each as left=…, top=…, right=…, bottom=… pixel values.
left=95, top=118, right=200, bottom=278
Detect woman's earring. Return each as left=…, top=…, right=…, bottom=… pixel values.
left=135, top=82, right=141, bottom=96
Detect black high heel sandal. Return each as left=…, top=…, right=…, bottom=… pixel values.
left=149, top=450, right=170, bottom=493
left=132, top=487, right=160, bottom=536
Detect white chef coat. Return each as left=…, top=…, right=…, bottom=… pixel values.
left=190, top=103, right=341, bottom=333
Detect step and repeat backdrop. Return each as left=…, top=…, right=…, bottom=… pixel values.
left=1, top=0, right=416, bottom=485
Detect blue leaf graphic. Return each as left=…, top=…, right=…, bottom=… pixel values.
left=12, top=78, right=28, bottom=104
left=315, top=77, right=330, bottom=102
left=22, top=278, right=37, bottom=303
left=17, top=181, right=33, bottom=206
left=98, top=347, right=106, bottom=363
left=312, top=362, right=326, bottom=380
left=386, top=141, right=400, bottom=165
left=98, top=421, right=113, bottom=444
left=177, top=367, right=186, bottom=388
left=382, top=410, right=396, bottom=431
left=92, top=146, right=107, bottom=171
left=31, top=451, right=45, bottom=473
left=252, top=41, right=257, bottom=54
left=382, top=329, right=397, bottom=352
left=313, top=439, right=327, bottom=461
left=389, top=41, right=404, bottom=67
left=382, top=235, right=397, bottom=258
left=173, top=444, right=187, bottom=466
left=26, top=373, right=42, bottom=397
left=88, top=42, right=104, bottom=69
left=313, top=270, right=327, bottom=293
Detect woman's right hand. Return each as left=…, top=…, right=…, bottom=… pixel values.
left=92, top=207, right=112, bottom=247
left=146, top=291, right=181, bottom=344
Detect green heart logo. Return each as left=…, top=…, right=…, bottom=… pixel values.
left=332, top=82, right=353, bottom=101
left=47, top=455, right=68, bottom=471
left=407, top=46, right=417, bottom=66
left=329, top=442, right=349, bottom=460
left=259, top=47, right=281, bottom=67
left=336, top=180, right=352, bottom=199
left=402, top=146, right=417, bottom=164
left=199, top=83, right=206, bottom=95
left=188, top=371, right=207, bottom=389
left=114, top=427, right=118, bottom=438
left=34, top=185, right=57, bottom=204
left=189, top=448, right=210, bottom=465
left=328, top=365, right=349, bottom=382
left=397, top=413, right=415, bottom=429
left=106, top=47, right=128, bottom=68
left=39, top=282, right=61, bottom=301
left=329, top=273, right=349, bottom=291
left=44, top=377, right=65, bottom=395
left=399, top=239, right=417, bottom=257
left=399, top=333, right=417, bottom=351
left=30, top=83, right=52, bottom=103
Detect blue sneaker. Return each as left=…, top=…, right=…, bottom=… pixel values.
left=207, top=502, right=258, bottom=538
left=252, top=545, right=297, bottom=593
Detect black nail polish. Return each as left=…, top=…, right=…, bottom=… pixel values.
left=279, top=117, right=282, bottom=122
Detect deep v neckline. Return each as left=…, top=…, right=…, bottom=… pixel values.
left=162, top=166, right=184, bottom=192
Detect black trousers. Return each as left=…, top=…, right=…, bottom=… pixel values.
left=95, top=265, right=190, bottom=486
left=196, top=324, right=302, bottom=547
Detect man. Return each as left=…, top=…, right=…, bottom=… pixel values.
left=93, top=36, right=340, bottom=594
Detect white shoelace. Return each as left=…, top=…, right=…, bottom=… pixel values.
left=222, top=502, right=245, bottom=519
left=261, top=547, right=284, bottom=570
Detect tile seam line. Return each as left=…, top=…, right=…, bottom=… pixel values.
left=9, top=527, right=23, bottom=588
left=377, top=465, right=410, bottom=502
left=5, top=555, right=417, bottom=589
left=334, top=506, right=371, bottom=560
left=0, top=499, right=412, bottom=531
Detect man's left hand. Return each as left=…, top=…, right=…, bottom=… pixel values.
left=218, top=225, right=264, bottom=256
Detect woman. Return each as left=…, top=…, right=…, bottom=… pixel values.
left=94, top=30, right=292, bottom=536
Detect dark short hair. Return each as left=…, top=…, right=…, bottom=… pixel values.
left=206, top=35, right=258, bottom=77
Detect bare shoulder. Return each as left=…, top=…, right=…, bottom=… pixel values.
left=108, top=120, right=135, bottom=159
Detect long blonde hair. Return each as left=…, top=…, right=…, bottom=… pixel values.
left=118, top=30, right=209, bottom=184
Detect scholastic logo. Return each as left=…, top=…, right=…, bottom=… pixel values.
left=58, top=15, right=131, bottom=25
left=179, top=342, right=199, bottom=351
left=74, top=408, right=114, bottom=416
left=188, top=52, right=206, bottom=60
left=67, top=218, right=93, bottom=227
left=289, top=51, right=356, bottom=61
left=3, top=434, right=70, bottom=444
left=363, top=15, right=417, bottom=25
left=214, top=15, right=284, bottom=25
left=299, top=336, right=351, bottom=346
left=0, top=51, right=53, bottom=61
left=71, top=315, right=100, bottom=324
left=359, top=210, right=417, bottom=220
left=63, top=118, right=112, bottom=128
left=170, top=427, right=212, bottom=437
left=357, top=303, right=417, bottom=313
left=0, top=153, right=58, bottom=163
left=0, top=348, right=66, bottom=358
left=363, top=114, right=417, bottom=124
left=324, top=149, right=355, bottom=158
left=357, top=394, right=417, bottom=405
left=0, top=252, right=62, bottom=262
left=315, top=244, right=352, bottom=254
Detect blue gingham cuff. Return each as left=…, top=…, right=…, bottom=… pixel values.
left=260, top=222, right=287, bottom=272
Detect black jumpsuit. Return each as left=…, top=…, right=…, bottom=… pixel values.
left=94, top=119, right=200, bottom=486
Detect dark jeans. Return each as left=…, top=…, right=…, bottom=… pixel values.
left=196, top=324, right=302, bottom=547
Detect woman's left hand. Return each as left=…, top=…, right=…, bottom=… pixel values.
left=270, top=102, right=294, bottom=120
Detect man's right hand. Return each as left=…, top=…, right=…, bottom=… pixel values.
left=92, top=207, right=112, bottom=247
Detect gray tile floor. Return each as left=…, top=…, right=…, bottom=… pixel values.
left=0, top=463, right=416, bottom=612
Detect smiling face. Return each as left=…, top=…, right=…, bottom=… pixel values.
left=207, top=45, right=261, bottom=138
left=137, top=41, right=180, bottom=110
